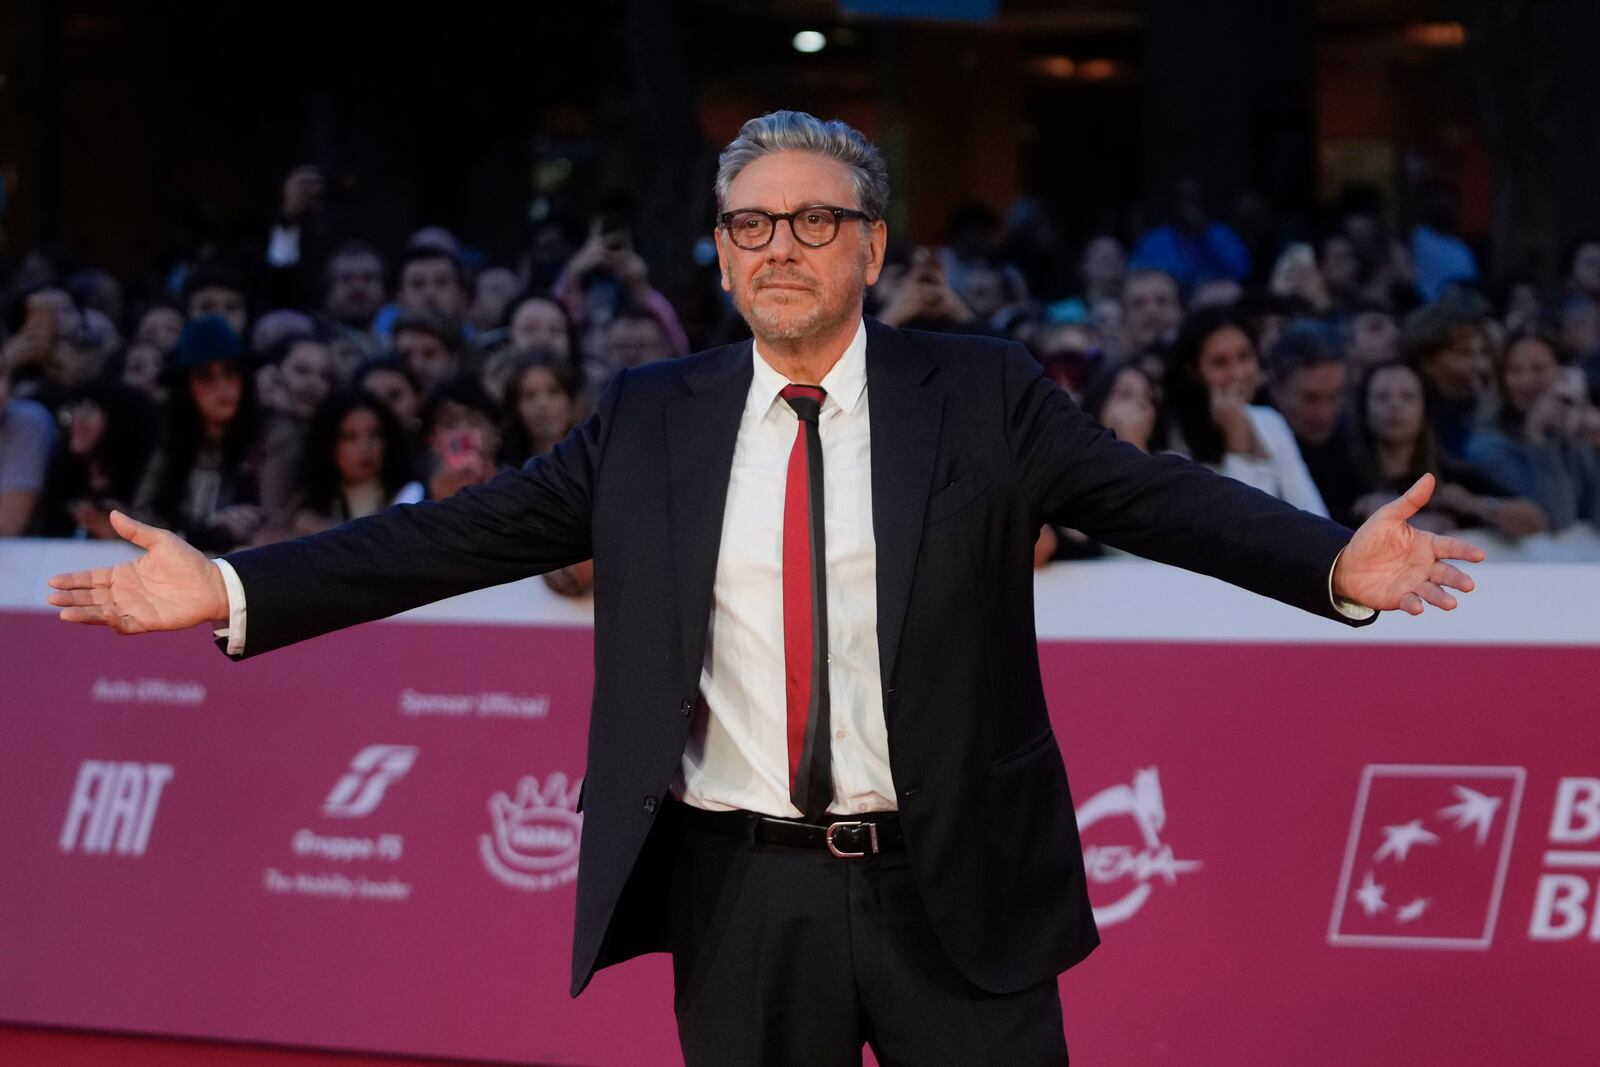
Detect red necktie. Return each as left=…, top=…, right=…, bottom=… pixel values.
left=780, top=384, right=832, bottom=820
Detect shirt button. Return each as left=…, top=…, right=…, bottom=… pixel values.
left=856, top=803, right=870, bottom=813
left=643, top=796, right=658, bottom=813
left=835, top=730, right=846, bottom=741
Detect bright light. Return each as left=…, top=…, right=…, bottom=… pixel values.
left=792, top=31, right=827, bottom=54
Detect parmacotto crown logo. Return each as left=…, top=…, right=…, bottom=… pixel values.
left=479, top=773, right=583, bottom=893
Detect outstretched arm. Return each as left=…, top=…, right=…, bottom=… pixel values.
left=48, top=510, right=231, bottom=632
left=1332, top=473, right=1484, bottom=614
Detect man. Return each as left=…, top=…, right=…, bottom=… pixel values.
left=392, top=308, right=465, bottom=392
left=1120, top=266, right=1183, bottom=356
left=395, top=245, right=470, bottom=327
left=1268, top=326, right=1362, bottom=527
left=51, top=111, right=1482, bottom=1066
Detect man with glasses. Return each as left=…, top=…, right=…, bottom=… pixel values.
left=52, top=111, right=1484, bottom=1065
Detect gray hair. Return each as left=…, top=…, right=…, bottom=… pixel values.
left=715, top=110, right=889, bottom=220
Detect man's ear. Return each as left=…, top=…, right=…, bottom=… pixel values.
left=863, top=219, right=889, bottom=288
left=714, top=229, right=733, bottom=293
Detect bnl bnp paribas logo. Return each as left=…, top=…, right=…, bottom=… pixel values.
left=59, top=761, right=174, bottom=856
left=1330, top=765, right=1600, bottom=949
left=1076, top=766, right=1202, bottom=926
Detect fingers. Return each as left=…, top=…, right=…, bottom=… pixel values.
left=57, top=604, right=143, bottom=631
left=1388, top=473, right=1436, bottom=522
left=1430, top=561, right=1475, bottom=593
left=1415, top=580, right=1458, bottom=611
left=47, top=587, right=112, bottom=608
left=1398, top=592, right=1425, bottom=616
left=108, top=509, right=159, bottom=548
left=46, top=565, right=113, bottom=591
left=1431, top=534, right=1487, bottom=563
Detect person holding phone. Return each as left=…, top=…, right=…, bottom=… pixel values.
left=394, top=375, right=501, bottom=504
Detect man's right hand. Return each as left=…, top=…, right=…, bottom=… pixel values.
left=47, top=511, right=230, bottom=634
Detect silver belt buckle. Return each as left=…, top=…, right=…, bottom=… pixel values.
left=825, top=820, right=878, bottom=858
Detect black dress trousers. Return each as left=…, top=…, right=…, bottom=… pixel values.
left=665, top=804, right=1070, bottom=1067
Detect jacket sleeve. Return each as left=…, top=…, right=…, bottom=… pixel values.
left=1000, top=342, right=1373, bottom=626
left=217, top=369, right=626, bottom=659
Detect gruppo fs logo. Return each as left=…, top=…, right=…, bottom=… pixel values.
left=322, top=745, right=418, bottom=819
left=479, top=773, right=583, bottom=893
left=1329, top=764, right=1525, bottom=949
left=1077, top=766, right=1202, bottom=927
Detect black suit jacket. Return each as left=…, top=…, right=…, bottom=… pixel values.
left=221, top=318, right=1370, bottom=997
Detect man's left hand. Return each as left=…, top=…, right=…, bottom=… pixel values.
left=1332, top=473, right=1486, bottom=616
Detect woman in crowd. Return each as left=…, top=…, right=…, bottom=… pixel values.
left=401, top=375, right=502, bottom=503
left=1349, top=360, right=1547, bottom=538
left=498, top=350, right=581, bottom=469
left=1163, top=306, right=1328, bottom=514
left=38, top=381, right=160, bottom=538
left=1082, top=362, right=1166, bottom=455
left=288, top=389, right=416, bottom=535
left=505, top=293, right=580, bottom=365
left=258, top=333, right=338, bottom=523
left=1465, top=328, right=1600, bottom=531
left=354, top=353, right=423, bottom=432
left=132, top=315, right=275, bottom=552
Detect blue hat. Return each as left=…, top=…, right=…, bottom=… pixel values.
left=169, top=314, right=244, bottom=371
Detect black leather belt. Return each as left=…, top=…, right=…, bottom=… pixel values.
left=679, top=803, right=905, bottom=858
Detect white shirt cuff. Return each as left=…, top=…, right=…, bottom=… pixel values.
left=1328, top=548, right=1376, bottom=621
left=212, top=558, right=248, bottom=655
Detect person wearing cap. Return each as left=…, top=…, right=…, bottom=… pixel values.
left=55, top=113, right=1484, bottom=1065
left=130, top=314, right=269, bottom=553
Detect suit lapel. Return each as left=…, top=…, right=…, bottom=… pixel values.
left=665, top=341, right=754, bottom=683
left=864, top=319, right=940, bottom=688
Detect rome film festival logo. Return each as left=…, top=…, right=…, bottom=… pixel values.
left=59, top=761, right=174, bottom=856
left=1076, top=767, right=1202, bottom=926
left=480, top=773, right=583, bottom=893
left=1329, top=764, right=1525, bottom=949
left=321, top=745, right=419, bottom=818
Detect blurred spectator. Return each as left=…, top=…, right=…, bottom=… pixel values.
left=1269, top=243, right=1332, bottom=314
left=552, top=217, right=689, bottom=358
left=1349, top=360, right=1545, bottom=538
left=321, top=240, right=388, bottom=373
left=135, top=302, right=185, bottom=352
left=132, top=315, right=270, bottom=552
left=505, top=293, right=580, bottom=365
left=1466, top=329, right=1600, bottom=531
left=1410, top=181, right=1479, bottom=302
left=1495, top=271, right=1543, bottom=334
left=181, top=262, right=249, bottom=338
left=1130, top=176, right=1251, bottom=288
left=469, top=267, right=521, bottom=336
left=3, top=285, right=83, bottom=405
left=1164, top=306, right=1326, bottom=514
left=1336, top=300, right=1401, bottom=375
left=939, top=201, right=1028, bottom=305
left=1561, top=235, right=1600, bottom=303
left=354, top=354, right=424, bottom=435
left=403, top=375, right=501, bottom=502
left=0, top=341, right=58, bottom=535
left=1399, top=294, right=1494, bottom=459
left=499, top=351, right=581, bottom=468
left=115, top=341, right=169, bottom=405
left=1078, top=235, right=1126, bottom=307
left=67, top=267, right=125, bottom=329
left=1120, top=268, right=1183, bottom=358
left=289, top=389, right=417, bottom=535
left=1082, top=362, right=1166, bottom=455
left=378, top=245, right=471, bottom=342
left=251, top=309, right=319, bottom=361
left=1318, top=232, right=1364, bottom=307
left=393, top=309, right=466, bottom=392
left=598, top=310, right=673, bottom=379
left=1267, top=325, right=1363, bottom=527
left=873, top=246, right=978, bottom=333
left=1032, top=321, right=1104, bottom=402
left=38, top=381, right=159, bottom=538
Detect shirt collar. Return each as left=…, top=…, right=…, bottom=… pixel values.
left=747, top=318, right=868, bottom=420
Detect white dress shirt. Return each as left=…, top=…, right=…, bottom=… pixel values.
left=675, top=318, right=897, bottom=817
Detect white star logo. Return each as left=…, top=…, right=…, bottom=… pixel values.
left=1373, top=819, right=1440, bottom=864
left=1438, top=785, right=1502, bottom=847
left=1353, top=870, right=1387, bottom=917
left=1395, top=897, right=1431, bottom=924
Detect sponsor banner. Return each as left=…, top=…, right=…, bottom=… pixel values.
left=3, top=555, right=1597, bottom=1065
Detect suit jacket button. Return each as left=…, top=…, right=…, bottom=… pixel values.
left=643, top=796, right=658, bottom=813
left=680, top=698, right=693, bottom=717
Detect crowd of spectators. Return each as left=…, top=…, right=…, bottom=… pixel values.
left=6, top=162, right=1600, bottom=591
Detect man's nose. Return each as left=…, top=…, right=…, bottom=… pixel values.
left=765, top=221, right=802, bottom=262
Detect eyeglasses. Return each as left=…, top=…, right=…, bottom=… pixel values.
left=718, top=206, right=876, bottom=251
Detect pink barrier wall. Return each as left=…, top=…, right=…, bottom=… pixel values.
left=4, top=550, right=1597, bottom=1066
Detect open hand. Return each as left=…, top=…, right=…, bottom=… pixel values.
left=47, top=511, right=229, bottom=633
left=1332, top=474, right=1485, bottom=615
